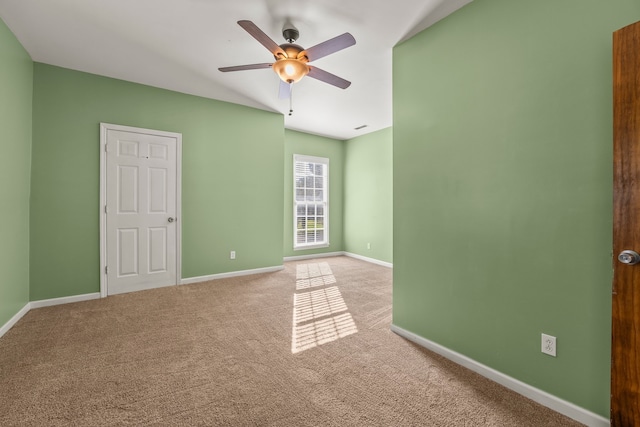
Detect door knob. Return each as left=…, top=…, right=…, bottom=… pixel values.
left=618, top=250, right=640, bottom=265
left=168, top=217, right=175, bottom=223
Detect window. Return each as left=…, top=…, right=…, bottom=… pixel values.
left=294, top=155, right=329, bottom=249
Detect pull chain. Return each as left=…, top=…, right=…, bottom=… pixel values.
left=289, top=83, right=294, bottom=116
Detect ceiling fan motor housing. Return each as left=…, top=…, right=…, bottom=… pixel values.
left=277, top=43, right=306, bottom=61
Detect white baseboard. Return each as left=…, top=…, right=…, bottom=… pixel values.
left=2, top=266, right=286, bottom=337
left=181, top=265, right=284, bottom=285
left=0, top=302, right=31, bottom=339
left=344, top=252, right=393, bottom=268
left=390, top=324, right=609, bottom=427
left=1, top=293, right=102, bottom=339
left=283, top=251, right=345, bottom=262
left=283, top=251, right=393, bottom=269
left=30, top=292, right=101, bottom=309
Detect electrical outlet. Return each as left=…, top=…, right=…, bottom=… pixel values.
left=230, top=251, right=236, bottom=260
left=367, top=242, right=371, bottom=250
left=541, top=333, right=556, bottom=357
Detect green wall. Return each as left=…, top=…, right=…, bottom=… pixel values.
left=0, top=18, right=32, bottom=326
left=344, top=127, right=393, bottom=263
left=31, top=63, right=284, bottom=300
left=393, top=0, right=640, bottom=417
left=284, top=130, right=344, bottom=257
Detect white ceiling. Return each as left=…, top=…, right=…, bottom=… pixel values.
left=0, top=0, right=471, bottom=140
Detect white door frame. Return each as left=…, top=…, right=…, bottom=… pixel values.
left=99, top=123, right=182, bottom=298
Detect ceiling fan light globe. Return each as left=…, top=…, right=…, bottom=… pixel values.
left=285, top=64, right=295, bottom=76
left=273, top=59, right=309, bottom=84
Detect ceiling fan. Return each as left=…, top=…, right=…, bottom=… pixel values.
left=219, top=20, right=356, bottom=100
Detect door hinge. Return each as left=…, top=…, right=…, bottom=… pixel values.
left=104, top=144, right=109, bottom=152
left=104, top=205, right=108, bottom=214
left=105, top=266, right=108, bottom=274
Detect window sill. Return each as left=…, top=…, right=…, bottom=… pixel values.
left=293, top=243, right=330, bottom=251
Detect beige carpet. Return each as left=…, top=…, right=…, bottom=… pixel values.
left=0, top=256, right=582, bottom=426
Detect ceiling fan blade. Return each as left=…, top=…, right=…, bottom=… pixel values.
left=300, top=33, right=356, bottom=62
left=278, top=80, right=292, bottom=99
left=307, top=66, right=351, bottom=89
left=238, top=20, right=286, bottom=58
left=218, top=63, right=273, bottom=72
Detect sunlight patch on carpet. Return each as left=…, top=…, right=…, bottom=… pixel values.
left=293, top=287, right=348, bottom=323
left=292, top=263, right=358, bottom=354
left=295, top=262, right=336, bottom=290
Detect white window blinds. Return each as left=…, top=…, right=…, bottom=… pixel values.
left=294, top=155, right=329, bottom=249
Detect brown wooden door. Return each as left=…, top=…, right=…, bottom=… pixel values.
left=612, top=20, right=640, bottom=427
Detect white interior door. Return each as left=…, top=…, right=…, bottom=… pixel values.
left=101, top=124, right=181, bottom=296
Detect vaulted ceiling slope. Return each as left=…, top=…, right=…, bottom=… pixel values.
left=0, top=0, right=471, bottom=140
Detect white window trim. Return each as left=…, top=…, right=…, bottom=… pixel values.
left=293, top=154, right=330, bottom=250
